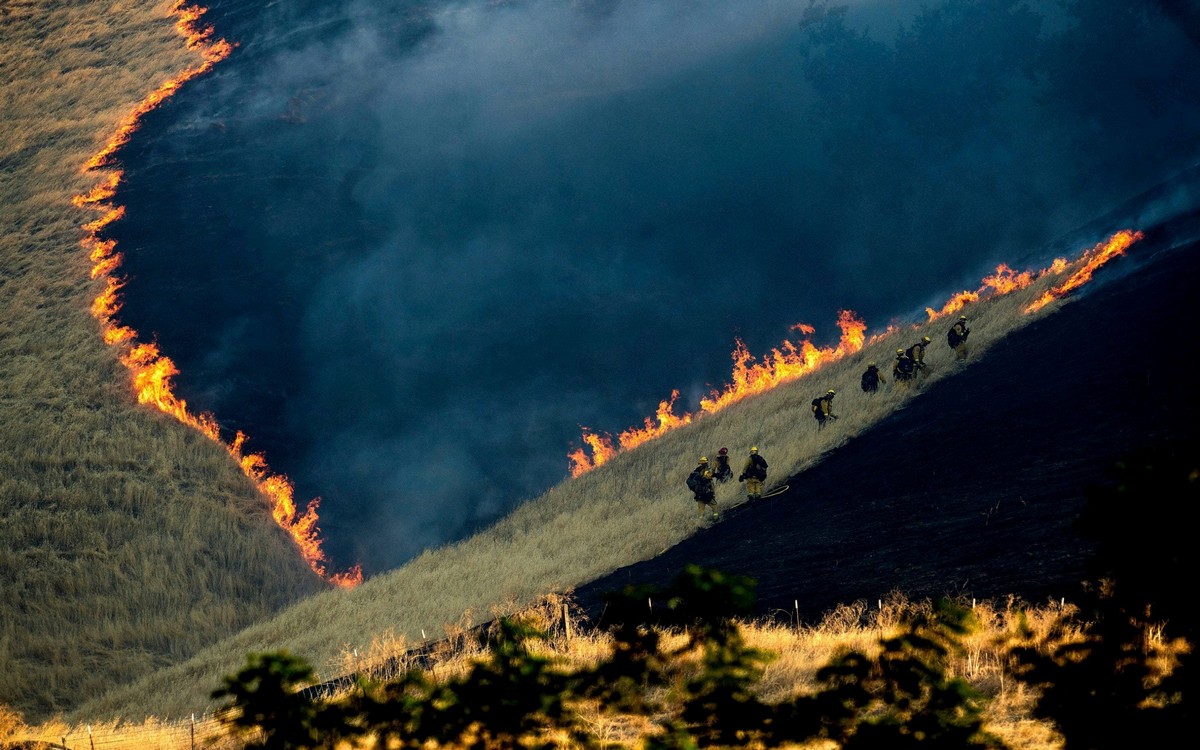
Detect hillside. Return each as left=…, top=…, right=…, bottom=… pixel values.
left=6, top=0, right=1197, bottom=731
left=0, top=0, right=326, bottom=722
left=58, top=206, right=1184, bottom=722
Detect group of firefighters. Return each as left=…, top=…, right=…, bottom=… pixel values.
left=686, top=315, right=971, bottom=520
left=686, top=446, right=769, bottom=521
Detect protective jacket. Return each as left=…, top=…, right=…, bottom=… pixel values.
left=861, top=365, right=884, bottom=392
left=740, top=453, right=768, bottom=481
left=907, top=341, right=928, bottom=368
left=812, top=394, right=835, bottom=421
left=688, top=464, right=715, bottom=501
left=948, top=320, right=970, bottom=347
left=714, top=454, right=733, bottom=482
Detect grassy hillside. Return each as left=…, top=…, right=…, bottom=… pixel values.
left=0, top=0, right=326, bottom=721
left=70, top=258, right=1109, bottom=721
left=0, top=0, right=1151, bottom=731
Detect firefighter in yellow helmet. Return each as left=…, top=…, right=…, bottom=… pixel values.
left=947, top=315, right=970, bottom=361
left=739, top=446, right=769, bottom=501
left=907, top=336, right=932, bottom=374
left=893, top=348, right=915, bottom=382
left=686, top=456, right=717, bottom=520
left=811, top=389, right=837, bottom=430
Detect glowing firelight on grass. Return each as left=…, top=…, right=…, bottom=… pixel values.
left=73, top=2, right=361, bottom=589
left=569, top=229, right=1141, bottom=477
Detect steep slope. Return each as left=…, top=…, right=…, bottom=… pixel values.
left=576, top=202, right=1200, bottom=623
left=64, top=209, right=1175, bottom=721
left=0, top=1, right=326, bottom=721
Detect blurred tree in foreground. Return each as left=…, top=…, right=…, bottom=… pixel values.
left=1004, top=439, right=1197, bottom=749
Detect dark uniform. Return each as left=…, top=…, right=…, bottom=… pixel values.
left=687, top=458, right=717, bottom=519
left=893, top=348, right=915, bottom=382
left=861, top=363, right=885, bottom=393
left=713, top=447, right=734, bottom=482
left=947, top=315, right=970, bottom=361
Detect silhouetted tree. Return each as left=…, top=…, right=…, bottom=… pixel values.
left=1006, top=439, right=1197, bottom=748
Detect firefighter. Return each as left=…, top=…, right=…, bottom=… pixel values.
left=713, top=447, right=734, bottom=482
left=893, top=348, right=915, bottom=382
left=947, top=315, right=970, bottom=361
left=811, top=389, right=837, bottom=430
left=686, top=456, right=718, bottom=520
left=907, top=336, right=932, bottom=374
left=739, top=446, right=769, bottom=501
left=860, top=361, right=885, bottom=393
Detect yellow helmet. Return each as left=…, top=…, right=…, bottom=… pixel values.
left=827, top=389, right=836, bottom=395
left=699, top=456, right=708, bottom=463
left=897, top=348, right=905, bottom=355
left=960, top=315, right=968, bottom=321
left=868, top=361, right=876, bottom=367
left=750, top=446, right=758, bottom=453
left=922, top=336, right=931, bottom=344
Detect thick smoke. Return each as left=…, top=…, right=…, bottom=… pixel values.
left=110, top=0, right=1200, bottom=573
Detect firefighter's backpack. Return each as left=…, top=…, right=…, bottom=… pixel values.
left=947, top=326, right=962, bottom=348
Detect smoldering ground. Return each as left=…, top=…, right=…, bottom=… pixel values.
left=106, top=0, right=1200, bottom=574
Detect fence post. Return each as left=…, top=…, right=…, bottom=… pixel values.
left=191, top=713, right=196, bottom=750
left=562, top=602, right=572, bottom=642
left=794, top=599, right=800, bottom=632
left=87, top=725, right=95, bottom=750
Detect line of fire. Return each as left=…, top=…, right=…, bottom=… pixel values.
left=69, top=4, right=1142, bottom=587
left=568, top=229, right=1143, bottom=476
left=73, top=2, right=363, bottom=589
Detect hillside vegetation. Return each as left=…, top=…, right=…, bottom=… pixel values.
left=71, top=258, right=1101, bottom=721
left=0, top=0, right=1156, bottom=733
left=0, top=0, right=326, bottom=721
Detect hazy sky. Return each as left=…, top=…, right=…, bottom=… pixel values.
left=110, top=0, right=1200, bottom=574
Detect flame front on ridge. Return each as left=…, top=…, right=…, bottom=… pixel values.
left=569, top=230, right=1141, bottom=476
left=73, top=2, right=361, bottom=588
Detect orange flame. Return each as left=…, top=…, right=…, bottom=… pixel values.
left=568, top=311, right=866, bottom=476
left=73, top=3, right=360, bottom=588
left=1024, top=229, right=1143, bottom=313
left=569, top=230, right=1142, bottom=475
left=924, top=262, right=1056, bottom=320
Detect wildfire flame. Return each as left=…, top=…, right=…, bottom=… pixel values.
left=1024, top=230, right=1143, bottom=313
left=569, top=230, right=1142, bottom=476
left=73, top=2, right=361, bottom=588
left=568, top=310, right=867, bottom=477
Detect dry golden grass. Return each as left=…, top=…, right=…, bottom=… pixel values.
left=1, top=0, right=325, bottom=723
left=11, top=594, right=1096, bottom=749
